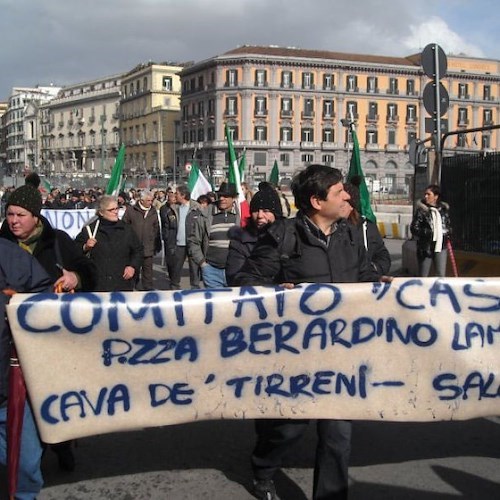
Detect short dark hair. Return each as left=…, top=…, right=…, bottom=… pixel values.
left=291, top=164, right=343, bottom=213
left=176, top=184, right=191, bottom=201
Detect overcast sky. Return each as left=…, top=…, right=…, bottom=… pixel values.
left=1, top=0, right=498, bottom=101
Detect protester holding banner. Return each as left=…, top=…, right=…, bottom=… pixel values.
left=226, top=182, right=283, bottom=286
left=75, top=195, right=143, bottom=292
left=410, top=184, right=452, bottom=277
left=0, top=238, right=52, bottom=500
left=0, top=184, right=97, bottom=472
left=123, top=189, right=161, bottom=291
left=236, top=165, right=380, bottom=500
left=344, top=177, right=391, bottom=276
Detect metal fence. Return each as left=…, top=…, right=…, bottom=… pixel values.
left=441, top=151, right=500, bottom=255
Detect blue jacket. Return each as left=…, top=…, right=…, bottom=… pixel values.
left=0, top=239, right=52, bottom=403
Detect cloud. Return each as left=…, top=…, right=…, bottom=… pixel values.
left=0, top=0, right=495, bottom=100
left=402, top=17, right=485, bottom=57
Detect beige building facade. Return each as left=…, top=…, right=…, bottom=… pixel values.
left=178, top=45, right=499, bottom=192
left=120, top=62, right=183, bottom=184
left=40, top=75, right=122, bottom=183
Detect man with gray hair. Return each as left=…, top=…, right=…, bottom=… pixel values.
left=123, top=189, right=160, bottom=290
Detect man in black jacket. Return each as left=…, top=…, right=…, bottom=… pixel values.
left=235, top=164, right=380, bottom=500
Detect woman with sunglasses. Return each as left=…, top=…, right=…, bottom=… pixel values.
left=75, top=195, right=143, bottom=291
left=410, top=184, right=452, bottom=277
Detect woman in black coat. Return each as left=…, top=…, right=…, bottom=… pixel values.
left=410, top=184, right=452, bottom=277
left=226, top=183, right=283, bottom=286
left=75, top=195, right=143, bottom=292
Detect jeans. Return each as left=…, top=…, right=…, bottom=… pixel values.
left=201, top=263, right=227, bottom=288
left=419, top=249, right=448, bottom=277
left=0, top=402, right=43, bottom=500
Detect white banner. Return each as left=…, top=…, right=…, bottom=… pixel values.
left=41, top=209, right=96, bottom=239
left=7, top=278, right=500, bottom=444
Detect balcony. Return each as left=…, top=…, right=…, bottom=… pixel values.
left=322, top=142, right=338, bottom=150
left=366, top=114, right=379, bottom=123
left=385, top=144, right=400, bottom=152
left=254, top=110, right=268, bottom=117
left=280, top=82, right=294, bottom=89
left=322, top=112, right=336, bottom=121
left=280, top=110, right=293, bottom=118
left=458, top=119, right=470, bottom=127
left=386, top=115, right=399, bottom=124
left=301, top=141, right=320, bottom=149
left=301, top=111, right=315, bottom=120
left=406, top=117, right=417, bottom=125
left=279, top=141, right=299, bottom=149
left=387, top=88, right=399, bottom=95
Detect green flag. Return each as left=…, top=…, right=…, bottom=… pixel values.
left=40, top=176, right=52, bottom=193
left=269, top=160, right=279, bottom=186
left=346, top=129, right=376, bottom=223
left=106, top=144, right=125, bottom=196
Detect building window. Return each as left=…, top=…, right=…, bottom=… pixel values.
left=255, top=96, right=267, bottom=116
left=323, top=73, right=334, bottom=90
left=483, top=85, right=491, bottom=101
left=458, top=107, right=468, bottom=126
left=346, top=101, right=358, bottom=119
left=322, top=99, right=334, bottom=118
left=406, top=104, right=417, bottom=123
left=322, top=154, right=335, bottom=165
left=302, top=153, right=314, bottom=164
left=481, top=134, right=491, bottom=149
left=281, top=71, right=293, bottom=88
left=457, top=133, right=467, bottom=147
left=255, top=69, right=267, bottom=87
left=254, top=152, right=267, bottom=166
left=322, top=128, right=334, bottom=143
left=406, top=79, right=415, bottom=96
left=281, top=98, right=293, bottom=117
left=483, top=108, right=493, bottom=125
left=197, top=128, right=204, bottom=142
left=301, top=128, right=314, bottom=142
left=302, top=72, right=314, bottom=89
left=226, top=69, right=238, bottom=87
left=388, top=78, right=399, bottom=94
left=346, top=75, right=358, bottom=92
left=368, top=102, right=378, bottom=121
left=458, top=83, right=469, bottom=99
left=387, top=103, right=398, bottom=122
left=226, top=125, right=238, bottom=141
left=280, top=127, right=293, bottom=142
left=280, top=153, right=290, bottom=166
left=303, top=98, right=314, bottom=118
left=366, top=130, right=378, bottom=145
left=407, top=131, right=417, bottom=145
left=254, top=126, right=267, bottom=141
left=162, top=77, right=172, bottom=91
left=367, top=77, right=378, bottom=93
left=388, top=129, right=396, bottom=145
left=226, top=97, right=238, bottom=116
left=207, top=127, right=215, bottom=141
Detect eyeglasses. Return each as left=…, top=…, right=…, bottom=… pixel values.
left=106, top=207, right=119, bottom=212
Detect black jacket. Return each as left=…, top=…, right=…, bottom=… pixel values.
left=358, top=220, right=391, bottom=275
left=75, top=218, right=143, bottom=291
left=0, top=215, right=96, bottom=291
left=226, top=223, right=260, bottom=286
left=410, top=200, right=452, bottom=259
left=0, top=239, right=52, bottom=402
left=234, top=213, right=380, bottom=286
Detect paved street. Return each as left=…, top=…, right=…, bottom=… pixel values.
left=2, top=239, right=499, bottom=499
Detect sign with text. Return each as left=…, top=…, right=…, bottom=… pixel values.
left=41, top=209, right=96, bottom=239
left=7, top=278, right=500, bottom=444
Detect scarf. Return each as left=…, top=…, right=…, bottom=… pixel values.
left=430, top=207, right=443, bottom=253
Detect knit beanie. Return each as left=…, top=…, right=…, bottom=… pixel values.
left=250, top=185, right=283, bottom=217
left=6, top=185, right=42, bottom=216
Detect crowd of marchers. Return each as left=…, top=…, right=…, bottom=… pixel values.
left=0, top=166, right=452, bottom=500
